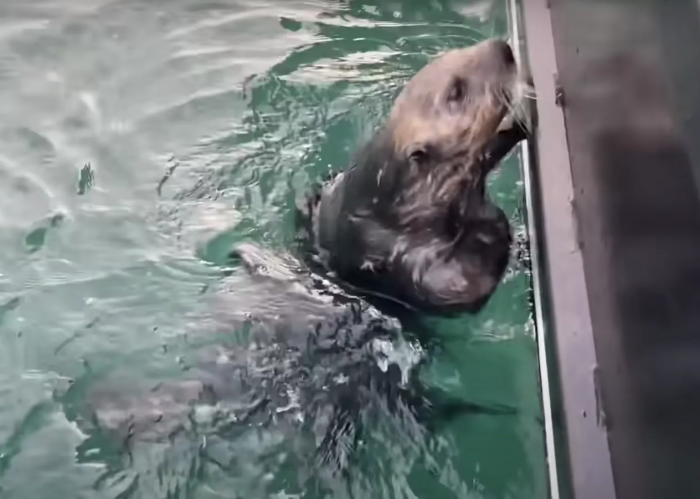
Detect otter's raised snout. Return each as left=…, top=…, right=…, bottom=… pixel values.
left=466, top=38, right=518, bottom=89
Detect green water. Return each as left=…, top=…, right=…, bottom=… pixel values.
left=0, top=0, right=547, bottom=498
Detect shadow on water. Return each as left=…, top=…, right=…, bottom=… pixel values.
left=0, top=1, right=546, bottom=498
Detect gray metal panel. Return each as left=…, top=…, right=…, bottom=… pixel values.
left=523, top=0, right=700, bottom=498
left=518, top=2, right=617, bottom=499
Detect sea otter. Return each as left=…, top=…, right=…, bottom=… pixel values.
left=60, top=38, right=531, bottom=491
left=295, top=38, right=530, bottom=316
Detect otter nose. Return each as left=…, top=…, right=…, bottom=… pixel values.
left=491, top=39, right=515, bottom=65
left=478, top=39, right=515, bottom=66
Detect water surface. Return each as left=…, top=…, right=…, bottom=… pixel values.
left=0, top=1, right=546, bottom=498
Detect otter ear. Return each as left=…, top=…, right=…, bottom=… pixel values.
left=407, top=144, right=429, bottom=166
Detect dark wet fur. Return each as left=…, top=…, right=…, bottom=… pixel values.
left=295, top=123, right=527, bottom=319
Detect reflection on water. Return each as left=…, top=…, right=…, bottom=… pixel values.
left=0, top=1, right=546, bottom=498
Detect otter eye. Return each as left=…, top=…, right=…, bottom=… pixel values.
left=407, top=145, right=428, bottom=165
left=447, top=77, right=468, bottom=103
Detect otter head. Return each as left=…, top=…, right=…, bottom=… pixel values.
left=385, top=38, right=525, bottom=214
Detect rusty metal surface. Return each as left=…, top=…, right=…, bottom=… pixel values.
left=523, top=0, right=700, bottom=498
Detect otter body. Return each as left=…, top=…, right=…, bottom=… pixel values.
left=296, top=39, right=529, bottom=315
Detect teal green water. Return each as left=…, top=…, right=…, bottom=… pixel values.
left=0, top=1, right=547, bottom=498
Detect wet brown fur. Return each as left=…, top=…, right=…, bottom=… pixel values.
left=295, top=38, right=528, bottom=316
